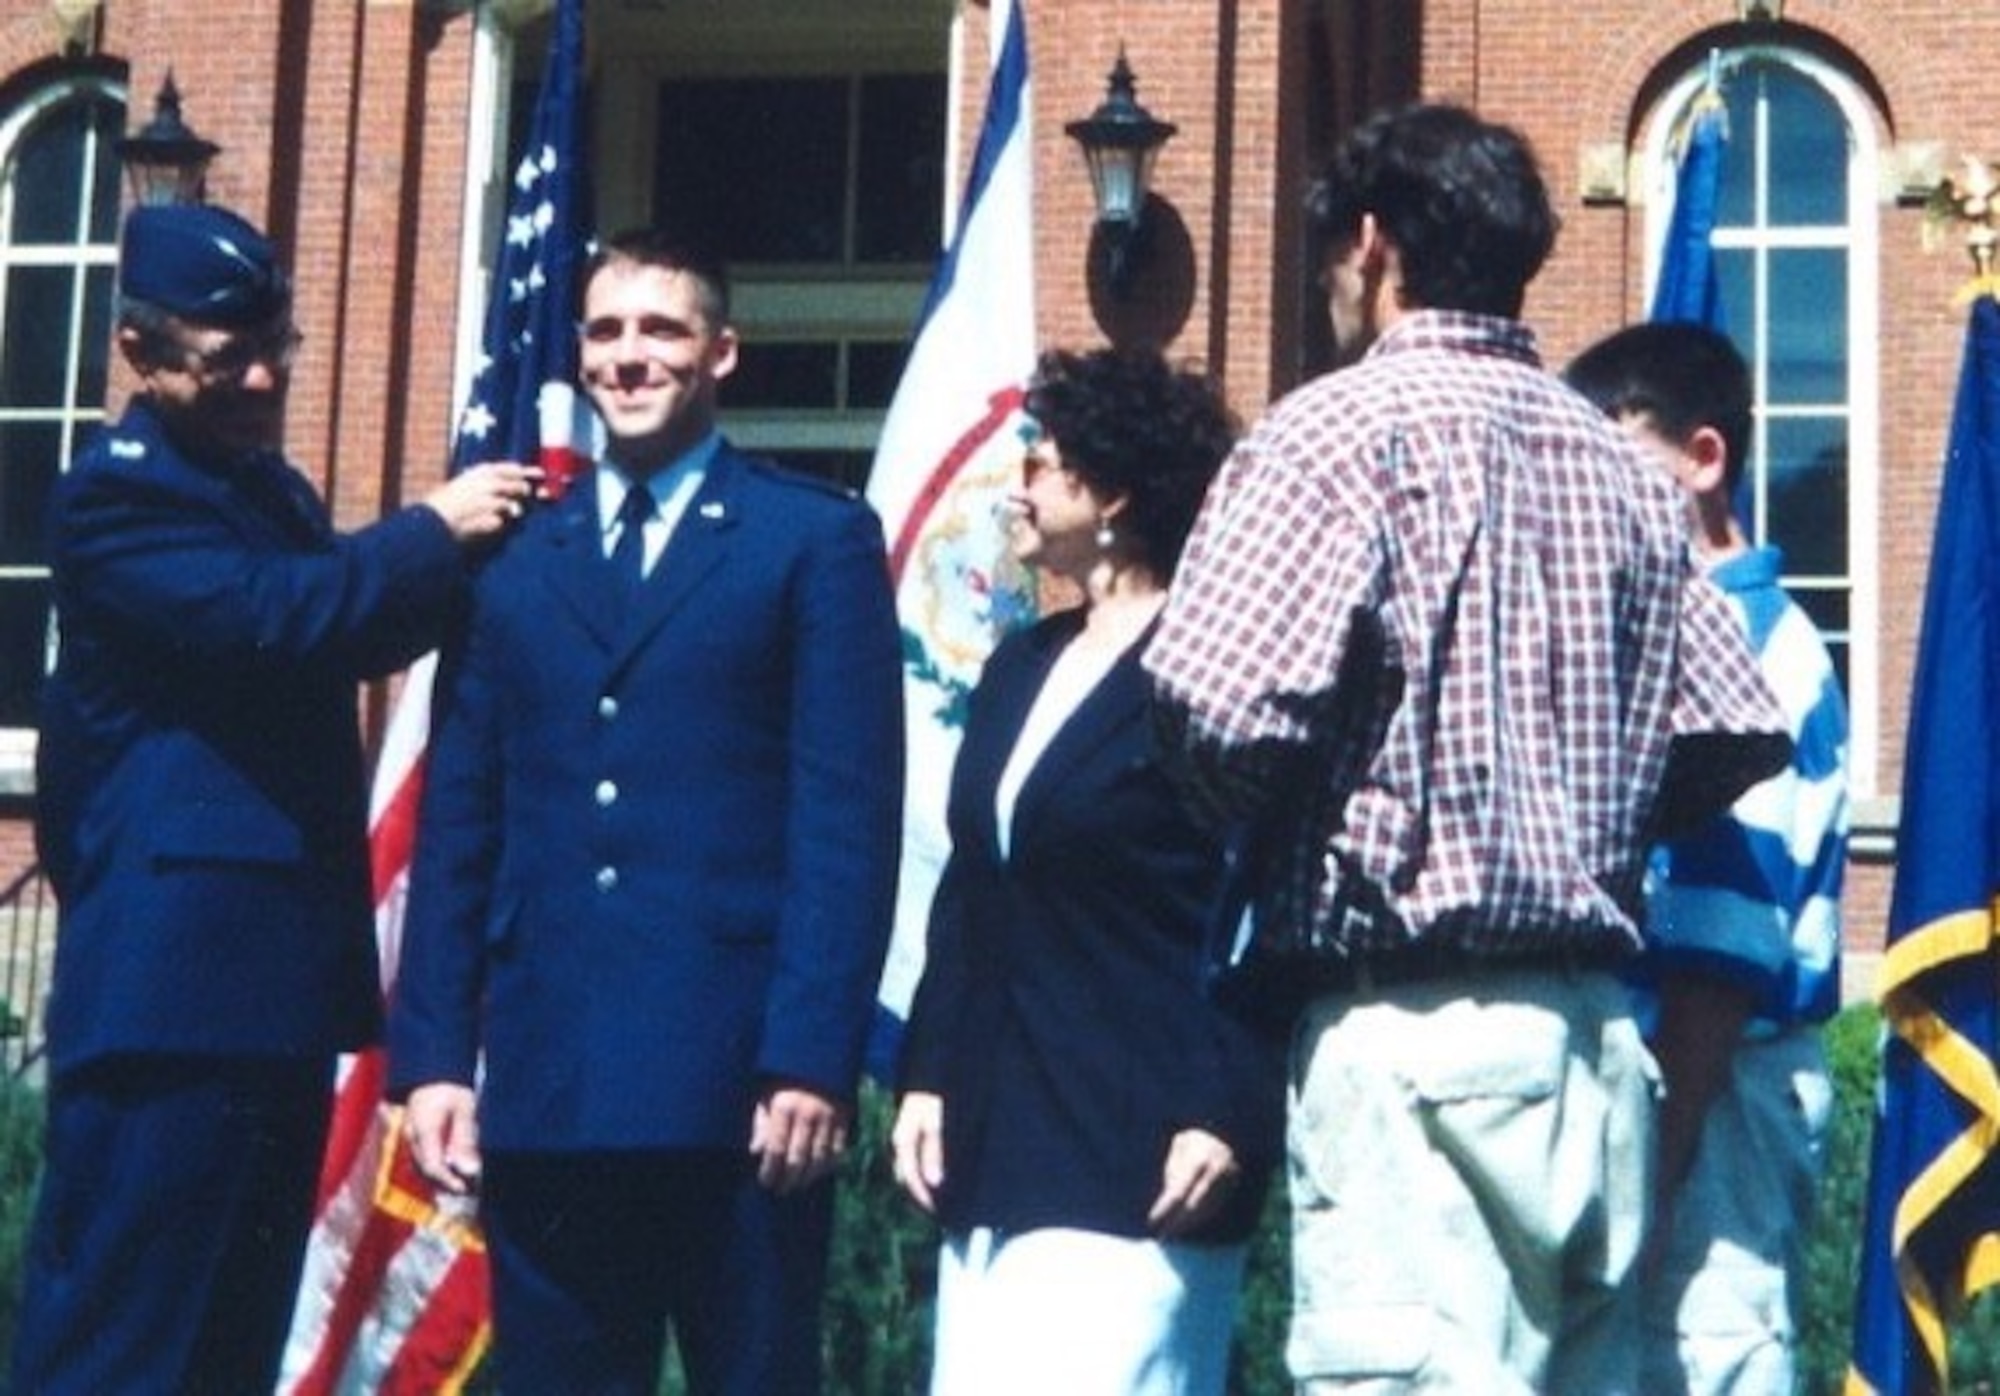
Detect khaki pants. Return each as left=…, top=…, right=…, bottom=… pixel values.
left=1640, top=1028, right=1830, bottom=1396
left=1286, top=968, right=1657, bottom=1394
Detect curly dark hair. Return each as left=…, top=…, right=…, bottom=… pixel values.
left=1023, top=348, right=1239, bottom=580
left=1306, top=103, right=1557, bottom=319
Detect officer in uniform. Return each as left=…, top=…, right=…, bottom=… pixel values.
left=391, top=228, right=905, bottom=1395
left=15, top=202, right=534, bottom=1393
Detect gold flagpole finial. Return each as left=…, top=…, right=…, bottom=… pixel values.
left=1926, top=156, right=2000, bottom=303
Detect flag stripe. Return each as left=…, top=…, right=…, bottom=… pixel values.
left=284, top=0, right=588, bottom=1387
left=884, top=385, right=1024, bottom=583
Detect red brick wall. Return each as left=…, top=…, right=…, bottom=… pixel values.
left=5, top=0, right=1986, bottom=983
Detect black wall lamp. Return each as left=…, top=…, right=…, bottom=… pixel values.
left=114, top=73, right=219, bottom=208
left=1065, top=49, right=1176, bottom=297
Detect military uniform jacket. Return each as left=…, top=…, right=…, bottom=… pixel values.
left=35, top=398, right=468, bottom=1074
left=387, top=448, right=904, bottom=1152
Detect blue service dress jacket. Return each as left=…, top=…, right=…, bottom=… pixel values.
left=899, top=611, right=1283, bottom=1245
left=35, top=398, right=470, bottom=1074
left=387, top=447, right=904, bottom=1152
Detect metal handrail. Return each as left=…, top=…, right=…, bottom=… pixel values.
left=0, top=863, right=52, bottom=1078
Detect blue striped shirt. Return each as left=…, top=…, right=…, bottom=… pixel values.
left=1643, top=546, right=1849, bottom=1027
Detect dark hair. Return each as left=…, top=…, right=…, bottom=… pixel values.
left=1305, top=103, right=1557, bottom=318
left=1023, top=348, right=1238, bottom=580
left=1563, top=321, right=1752, bottom=493
left=582, top=227, right=732, bottom=326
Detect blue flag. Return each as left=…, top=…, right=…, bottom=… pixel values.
left=449, top=0, right=593, bottom=488
left=1849, top=296, right=2000, bottom=1394
left=1650, top=62, right=1727, bottom=329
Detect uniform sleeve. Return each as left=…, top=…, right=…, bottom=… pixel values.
left=55, top=460, right=465, bottom=683
left=757, top=500, right=906, bottom=1097
left=387, top=613, right=503, bottom=1096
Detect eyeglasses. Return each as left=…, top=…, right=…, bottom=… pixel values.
left=172, top=325, right=304, bottom=384
left=1022, top=447, right=1070, bottom=486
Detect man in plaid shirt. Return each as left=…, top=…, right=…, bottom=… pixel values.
left=1145, top=104, right=1791, bottom=1393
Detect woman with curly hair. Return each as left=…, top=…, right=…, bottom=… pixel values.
left=892, top=347, right=1283, bottom=1394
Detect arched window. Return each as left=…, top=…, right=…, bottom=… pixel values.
left=0, top=73, right=123, bottom=766
left=1644, top=49, right=1881, bottom=793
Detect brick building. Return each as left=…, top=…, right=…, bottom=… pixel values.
left=0, top=0, right=1988, bottom=999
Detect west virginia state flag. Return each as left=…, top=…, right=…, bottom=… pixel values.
left=864, top=0, right=1037, bottom=1073
left=1849, top=295, right=2000, bottom=1394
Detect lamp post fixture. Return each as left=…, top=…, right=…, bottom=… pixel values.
left=114, top=73, right=219, bottom=208
left=1065, top=50, right=1176, bottom=297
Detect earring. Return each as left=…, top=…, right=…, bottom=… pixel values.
left=1095, top=520, right=1116, bottom=551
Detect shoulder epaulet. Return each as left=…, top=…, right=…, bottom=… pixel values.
left=742, top=456, right=863, bottom=502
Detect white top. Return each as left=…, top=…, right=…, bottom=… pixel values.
left=993, top=635, right=1124, bottom=862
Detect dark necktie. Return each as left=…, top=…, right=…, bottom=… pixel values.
left=611, top=484, right=654, bottom=611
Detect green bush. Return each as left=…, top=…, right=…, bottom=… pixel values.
left=19, top=1007, right=2000, bottom=1392
left=0, top=1071, right=42, bottom=1375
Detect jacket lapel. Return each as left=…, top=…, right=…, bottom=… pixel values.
left=614, top=451, right=738, bottom=660
left=1008, top=641, right=1149, bottom=846
left=539, top=475, right=622, bottom=649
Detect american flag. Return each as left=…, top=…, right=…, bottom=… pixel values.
left=280, top=1, right=588, bottom=1389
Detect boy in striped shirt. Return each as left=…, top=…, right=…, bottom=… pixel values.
left=1568, top=321, right=1850, bottom=1396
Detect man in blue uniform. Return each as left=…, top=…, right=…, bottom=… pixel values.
left=14, top=203, right=537, bottom=1393
left=390, top=229, right=904, bottom=1394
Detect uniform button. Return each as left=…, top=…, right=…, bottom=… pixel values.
left=595, top=780, right=618, bottom=807
left=598, top=695, right=619, bottom=720
left=595, top=866, right=619, bottom=893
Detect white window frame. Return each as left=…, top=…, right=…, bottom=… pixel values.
left=0, top=73, right=125, bottom=791
left=1642, top=47, right=1882, bottom=798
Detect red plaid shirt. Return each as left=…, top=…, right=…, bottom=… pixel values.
left=1146, top=311, right=1788, bottom=961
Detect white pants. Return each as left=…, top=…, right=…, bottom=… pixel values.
left=930, top=1226, right=1247, bottom=1395
left=1286, top=968, right=1657, bottom=1394
left=1641, top=1028, right=1831, bottom=1396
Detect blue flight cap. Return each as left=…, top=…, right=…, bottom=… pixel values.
left=119, top=204, right=291, bottom=327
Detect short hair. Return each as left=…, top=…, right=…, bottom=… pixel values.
left=1305, top=103, right=1557, bottom=318
left=1022, top=348, right=1238, bottom=580
left=1564, top=321, right=1753, bottom=493
left=581, top=227, right=732, bottom=327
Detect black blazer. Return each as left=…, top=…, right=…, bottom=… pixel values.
left=900, top=610, right=1282, bottom=1244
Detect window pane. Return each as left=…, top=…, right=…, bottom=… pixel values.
left=78, top=264, right=111, bottom=403
left=1716, top=246, right=1752, bottom=336
left=0, top=577, right=50, bottom=727
left=728, top=343, right=839, bottom=410
left=854, top=75, right=945, bottom=263
left=848, top=341, right=909, bottom=409
left=11, top=103, right=89, bottom=245
left=1763, top=68, right=1847, bottom=225
left=1718, top=74, right=1759, bottom=227
left=2, top=266, right=76, bottom=407
left=655, top=79, right=847, bottom=263
left=1791, top=587, right=1849, bottom=703
left=1768, top=249, right=1846, bottom=404
left=88, top=100, right=121, bottom=243
left=1765, top=416, right=1847, bottom=576
left=0, top=421, right=60, bottom=567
